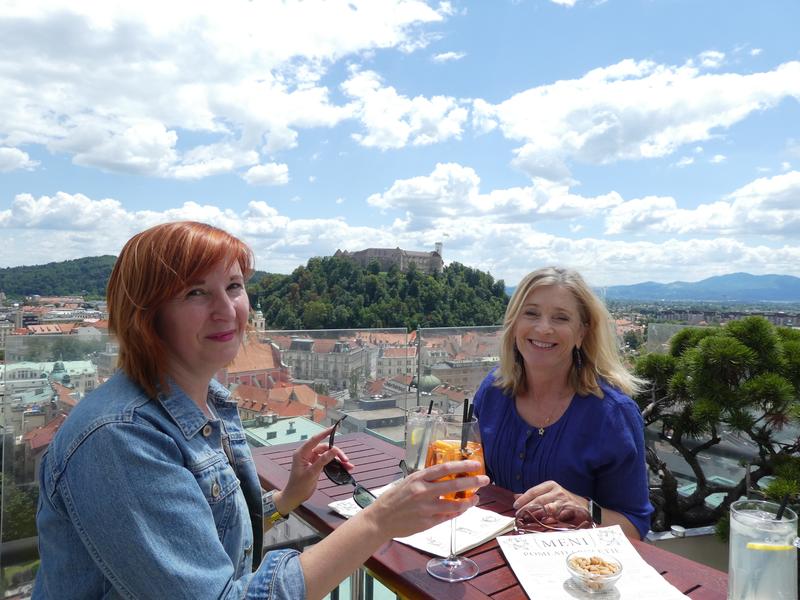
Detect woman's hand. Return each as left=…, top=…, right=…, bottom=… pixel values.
left=512, top=480, right=588, bottom=516
left=359, top=461, right=490, bottom=539
left=274, top=426, right=353, bottom=515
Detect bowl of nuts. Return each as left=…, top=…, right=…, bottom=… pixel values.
left=565, top=551, right=623, bottom=594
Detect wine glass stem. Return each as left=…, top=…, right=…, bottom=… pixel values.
left=448, top=515, right=458, bottom=561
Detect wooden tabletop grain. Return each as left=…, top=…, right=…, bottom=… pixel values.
left=252, top=432, right=728, bottom=599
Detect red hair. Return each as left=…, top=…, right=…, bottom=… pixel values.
left=107, top=221, right=253, bottom=398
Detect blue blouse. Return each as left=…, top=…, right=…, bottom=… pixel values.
left=473, top=371, right=653, bottom=539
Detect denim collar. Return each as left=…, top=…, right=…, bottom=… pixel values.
left=156, top=379, right=215, bottom=439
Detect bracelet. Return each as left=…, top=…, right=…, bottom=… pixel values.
left=587, top=497, right=603, bottom=525
left=262, top=490, right=287, bottom=528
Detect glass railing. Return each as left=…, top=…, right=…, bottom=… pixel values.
left=1, top=326, right=504, bottom=596
left=1, top=333, right=108, bottom=596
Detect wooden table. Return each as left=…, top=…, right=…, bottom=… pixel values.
left=252, top=433, right=728, bottom=599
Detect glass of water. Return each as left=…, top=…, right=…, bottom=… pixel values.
left=403, top=406, right=440, bottom=474
left=728, top=499, right=798, bottom=600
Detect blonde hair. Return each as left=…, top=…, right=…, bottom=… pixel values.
left=108, top=221, right=253, bottom=399
left=495, top=267, right=644, bottom=398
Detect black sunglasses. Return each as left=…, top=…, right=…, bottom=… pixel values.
left=323, top=416, right=376, bottom=509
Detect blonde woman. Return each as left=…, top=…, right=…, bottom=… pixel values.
left=474, top=267, right=652, bottom=539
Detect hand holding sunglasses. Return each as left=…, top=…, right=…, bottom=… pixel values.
left=323, top=416, right=377, bottom=509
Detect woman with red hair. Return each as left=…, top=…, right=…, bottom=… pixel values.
left=34, top=221, right=487, bottom=599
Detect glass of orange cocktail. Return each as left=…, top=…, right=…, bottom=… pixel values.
left=424, top=414, right=485, bottom=582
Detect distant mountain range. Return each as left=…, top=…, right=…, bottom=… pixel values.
left=602, top=273, right=800, bottom=303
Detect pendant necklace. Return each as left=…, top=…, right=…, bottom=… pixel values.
left=536, top=393, right=571, bottom=436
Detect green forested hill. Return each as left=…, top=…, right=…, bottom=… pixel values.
left=0, top=256, right=117, bottom=298
left=1, top=254, right=508, bottom=328
left=251, top=257, right=508, bottom=329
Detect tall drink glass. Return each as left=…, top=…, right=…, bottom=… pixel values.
left=404, top=406, right=440, bottom=474
left=728, top=499, right=798, bottom=600
left=424, top=415, right=485, bottom=582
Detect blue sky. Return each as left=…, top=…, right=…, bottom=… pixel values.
left=1, top=0, right=799, bottom=287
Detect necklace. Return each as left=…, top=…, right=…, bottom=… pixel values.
left=535, top=392, right=573, bottom=436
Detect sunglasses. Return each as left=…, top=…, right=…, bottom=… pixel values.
left=514, top=503, right=595, bottom=534
left=322, top=416, right=376, bottom=509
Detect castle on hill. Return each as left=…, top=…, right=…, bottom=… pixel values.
left=334, top=242, right=443, bottom=274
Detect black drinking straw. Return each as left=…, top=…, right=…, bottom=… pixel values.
left=460, top=399, right=470, bottom=451
left=427, top=399, right=434, bottom=415
left=775, top=493, right=790, bottom=520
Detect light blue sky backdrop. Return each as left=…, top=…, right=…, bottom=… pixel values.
left=1, top=0, right=799, bottom=286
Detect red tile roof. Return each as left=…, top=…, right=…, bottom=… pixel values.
left=52, top=382, right=79, bottom=408
left=225, top=339, right=282, bottom=373
left=382, top=347, right=416, bottom=359
left=355, top=331, right=413, bottom=345
left=230, top=383, right=326, bottom=421
left=24, top=414, right=67, bottom=452
left=312, top=339, right=338, bottom=353
left=367, top=378, right=388, bottom=395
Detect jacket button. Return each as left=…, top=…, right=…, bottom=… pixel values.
left=519, top=452, right=524, bottom=459
left=211, top=481, right=221, bottom=498
left=202, top=424, right=213, bottom=437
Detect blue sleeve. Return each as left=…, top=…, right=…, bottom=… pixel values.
left=55, top=422, right=306, bottom=599
left=594, top=399, right=653, bottom=539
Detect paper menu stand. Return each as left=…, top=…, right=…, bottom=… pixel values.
left=497, top=525, right=689, bottom=599
left=328, top=486, right=515, bottom=557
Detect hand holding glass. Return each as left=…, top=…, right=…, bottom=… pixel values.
left=424, top=415, right=485, bottom=582
left=404, top=406, right=440, bottom=474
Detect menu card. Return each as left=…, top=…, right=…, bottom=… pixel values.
left=497, top=525, right=689, bottom=599
left=328, top=486, right=515, bottom=557
left=394, top=507, right=515, bottom=557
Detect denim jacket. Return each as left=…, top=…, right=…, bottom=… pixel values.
left=33, top=371, right=306, bottom=599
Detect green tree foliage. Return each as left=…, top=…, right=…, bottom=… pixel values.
left=0, top=256, right=116, bottom=299
left=249, top=258, right=508, bottom=330
left=0, top=474, right=38, bottom=542
left=623, top=329, right=642, bottom=350
left=634, top=317, right=800, bottom=531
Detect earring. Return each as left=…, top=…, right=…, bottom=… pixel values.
left=573, top=346, right=583, bottom=371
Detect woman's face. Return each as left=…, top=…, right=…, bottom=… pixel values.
left=513, top=284, right=586, bottom=377
left=157, top=259, right=249, bottom=382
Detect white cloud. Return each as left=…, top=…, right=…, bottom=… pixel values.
left=605, top=170, right=800, bottom=237
left=474, top=59, right=800, bottom=181
left=751, top=48, right=763, bottom=56
left=710, top=154, right=726, bottom=164
left=699, top=50, right=725, bottom=68
left=343, top=69, right=468, bottom=149
left=0, top=1, right=449, bottom=178
left=366, top=162, right=622, bottom=230
left=0, top=147, right=38, bottom=172
left=781, top=161, right=792, bottom=172
left=335, top=197, right=345, bottom=204
left=675, top=156, right=694, bottom=167
left=3, top=174, right=800, bottom=285
left=243, top=163, right=290, bottom=186
left=550, top=0, right=578, bottom=6
left=432, top=51, right=465, bottom=63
